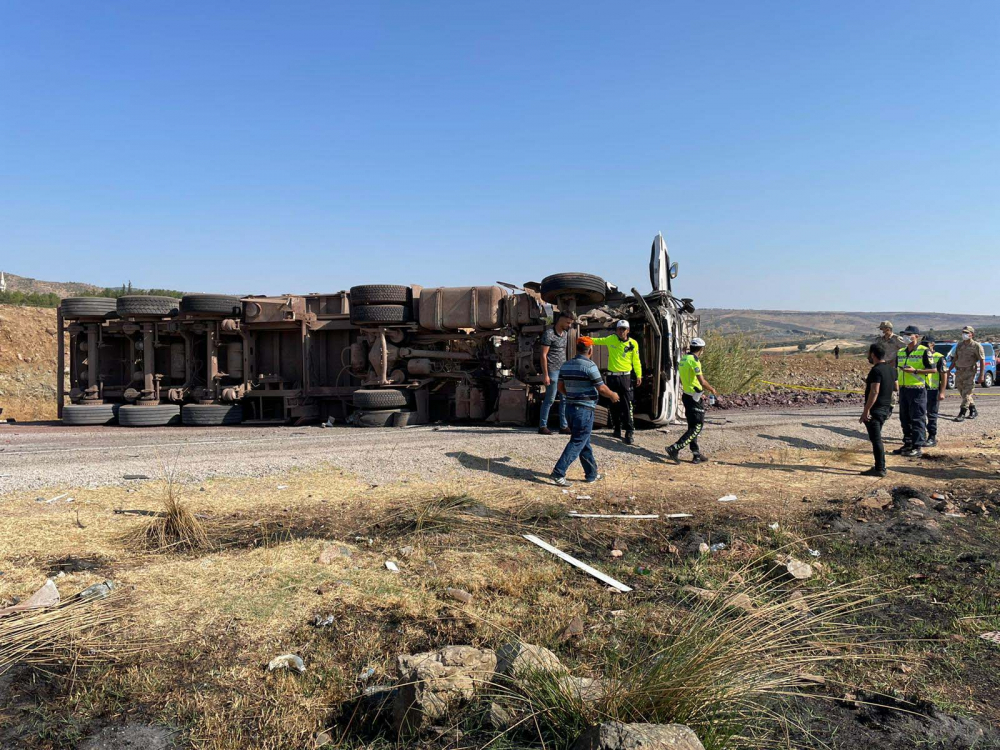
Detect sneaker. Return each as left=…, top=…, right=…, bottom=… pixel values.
left=666, top=446, right=680, bottom=461
left=891, top=446, right=909, bottom=455
left=586, top=473, right=604, bottom=483
left=924, top=438, right=937, bottom=447
left=538, top=427, right=553, bottom=435
left=623, top=433, right=634, bottom=445
left=691, top=453, right=707, bottom=464
left=860, top=467, right=887, bottom=477
left=559, top=427, right=572, bottom=435
left=902, top=448, right=923, bottom=458
left=552, top=476, right=569, bottom=486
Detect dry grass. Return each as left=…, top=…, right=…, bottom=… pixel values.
left=0, top=591, right=133, bottom=676
left=1, top=438, right=998, bottom=749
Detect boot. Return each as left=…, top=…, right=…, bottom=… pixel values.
left=956, top=407, right=967, bottom=423
left=969, top=405, right=978, bottom=420
left=623, top=432, right=634, bottom=445
left=612, top=427, right=622, bottom=440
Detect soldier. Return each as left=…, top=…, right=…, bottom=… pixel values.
left=592, top=321, right=642, bottom=445
left=922, top=337, right=947, bottom=447
left=894, top=325, right=933, bottom=458
left=949, top=326, right=985, bottom=422
left=877, top=321, right=907, bottom=366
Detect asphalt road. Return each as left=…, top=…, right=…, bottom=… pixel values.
left=2, top=396, right=999, bottom=494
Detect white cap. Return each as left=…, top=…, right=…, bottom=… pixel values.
left=691, top=337, right=706, bottom=347
left=616, top=320, right=630, bottom=328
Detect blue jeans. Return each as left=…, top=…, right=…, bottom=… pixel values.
left=552, top=402, right=598, bottom=480
left=539, top=368, right=568, bottom=429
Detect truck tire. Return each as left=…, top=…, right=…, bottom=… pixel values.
left=180, top=294, right=242, bottom=316
left=181, top=403, right=243, bottom=426
left=540, top=273, right=607, bottom=305
left=350, top=305, right=412, bottom=325
left=349, top=285, right=411, bottom=306
left=680, top=298, right=696, bottom=314
left=593, top=405, right=610, bottom=428
left=63, top=403, right=120, bottom=426
left=353, top=388, right=411, bottom=409
left=60, top=297, right=118, bottom=319
left=119, top=404, right=181, bottom=427
left=116, top=296, right=180, bottom=318
left=355, top=409, right=406, bottom=427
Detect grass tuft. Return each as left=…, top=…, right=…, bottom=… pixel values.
left=700, top=331, right=765, bottom=395
left=121, top=482, right=211, bottom=553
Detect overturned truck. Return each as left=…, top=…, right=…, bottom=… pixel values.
left=57, top=235, right=698, bottom=428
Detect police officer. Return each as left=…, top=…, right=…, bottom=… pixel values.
left=950, top=326, right=985, bottom=422
left=894, top=325, right=933, bottom=458
left=922, top=337, right=947, bottom=447
left=592, top=321, right=642, bottom=445
left=666, top=337, right=717, bottom=464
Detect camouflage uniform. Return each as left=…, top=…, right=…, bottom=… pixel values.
left=953, top=339, right=985, bottom=410
left=878, top=331, right=906, bottom=367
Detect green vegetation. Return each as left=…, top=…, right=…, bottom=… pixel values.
left=700, top=331, right=765, bottom=394
left=0, top=283, right=184, bottom=308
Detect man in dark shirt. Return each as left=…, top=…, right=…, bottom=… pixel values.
left=859, top=342, right=895, bottom=477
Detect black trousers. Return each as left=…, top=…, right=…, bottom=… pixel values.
left=925, top=387, right=940, bottom=439
left=671, top=393, right=705, bottom=455
left=606, top=373, right=635, bottom=434
left=899, top=387, right=927, bottom=448
left=865, top=407, right=891, bottom=471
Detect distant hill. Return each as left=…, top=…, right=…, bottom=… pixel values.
left=699, top=308, right=1000, bottom=342
left=1, top=272, right=102, bottom=299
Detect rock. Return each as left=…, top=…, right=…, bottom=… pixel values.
left=487, top=701, right=516, bottom=730
left=77, top=723, right=175, bottom=750
left=313, top=728, right=334, bottom=747
left=444, top=587, right=473, bottom=604
left=612, top=537, right=628, bottom=553
left=859, top=489, right=893, bottom=510
left=267, top=654, right=305, bottom=673
left=572, top=722, right=705, bottom=750
left=496, top=642, right=567, bottom=678
left=559, top=614, right=585, bottom=641
left=559, top=675, right=606, bottom=703
left=697, top=542, right=710, bottom=555
left=393, top=645, right=497, bottom=733
left=681, top=585, right=754, bottom=614
left=771, top=556, right=813, bottom=581
left=317, top=545, right=352, bottom=564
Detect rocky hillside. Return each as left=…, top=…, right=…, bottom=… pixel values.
left=0, top=304, right=60, bottom=421
left=0, top=272, right=102, bottom=299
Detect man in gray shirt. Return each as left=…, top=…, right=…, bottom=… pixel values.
left=539, top=311, right=574, bottom=435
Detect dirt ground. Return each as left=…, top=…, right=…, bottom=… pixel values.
left=0, top=305, right=61, bottom=422
left=1, top=416, right=999, bottom=749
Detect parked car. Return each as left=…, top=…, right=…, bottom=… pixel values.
left=939, top=341, right=997, bottom=389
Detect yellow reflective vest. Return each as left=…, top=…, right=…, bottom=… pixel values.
left=592, top=335, right=642, bottom=377
left=926, top=351, right=945, bottom=390
left=897, top=345, right=931, bottom=388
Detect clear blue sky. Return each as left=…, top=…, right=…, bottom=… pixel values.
left=2, top=2, right=998, bottom=312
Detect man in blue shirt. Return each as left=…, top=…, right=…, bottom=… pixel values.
left=551, top=336, right=620, bottom=486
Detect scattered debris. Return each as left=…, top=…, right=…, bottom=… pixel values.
left=358, top=666, right=376, bottom=681
left=276, top=485, right=289, bottom=490
left=0, top=579, right=60, bottom=615
left=709, top=542, right=727, bottom=553
left=36, top=492, right=69, bottom=504
left=634, top=565, right=652, bottom=576
left=771, top=556, right=814, bottom=581
left=768, top=522, right=780, bottom=530
left=319, top=417, right=335, bottom=428
left=717, top=494, right=737, bottom=502
left=807, top=548, right=821, bottom=557
left=444, top=587, right=473, bottom=604
left=610, top=549, right=623, bottom=558
left=122, top=474, right=150, bottom=480
left=568, top=512, right=659, bottom=520
left=980, top=632, right=1000, bottom=646
left=313, top=614, right=335, bottom=628
left=400, top=545, right=414, bottom=558
left=664, top=513, right=694, bottom=519
left=268, top=654, right=306, bottom=673
left=523, top=534, right=633, bottom=592
left=78, top=580, right=115, bottom=601
left=574, top=495, right=592, bottom=501
left=385, top=560, right=400, bottom=572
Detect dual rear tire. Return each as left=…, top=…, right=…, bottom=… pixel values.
left=349, top=285, right=413, bottom=326
left=62, top=403, right=120, bottom=426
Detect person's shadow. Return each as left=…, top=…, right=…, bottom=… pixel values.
left=445, top=452, right=550, bottom=483
left=756, top=434, right=832, bottom=451
left=802, top=422, right=868, bottom=440
left=590, top=433, right=668, bottom=464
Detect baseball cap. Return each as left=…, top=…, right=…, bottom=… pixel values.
left=922, top=336, right=935, bottom=345
left=691, top=337, right=706, bottom=348
left=616, top=320, right=630, bottom=328
left=901, top=325, right=921, bottom=336
left=962, top=325, right=975, bottom=334
left=879, top=321, right=893, bottom=330
left=578, top=336, right=594, bottom=347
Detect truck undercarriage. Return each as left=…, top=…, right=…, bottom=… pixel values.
left=57, top=235, right=699, bottom=428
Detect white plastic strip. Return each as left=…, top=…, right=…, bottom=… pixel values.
left=523, top=534, right=633, bottom=592
left=568, top=512, right=660, bottom=520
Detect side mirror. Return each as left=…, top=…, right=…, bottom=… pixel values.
left=669, top=262, right=679, bottom=279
